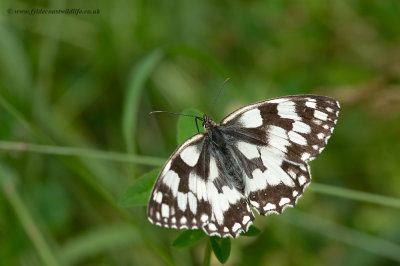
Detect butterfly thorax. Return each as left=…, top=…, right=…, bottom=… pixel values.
left=202, top=114, right=218, bottom=132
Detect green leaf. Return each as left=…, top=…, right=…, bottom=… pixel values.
left=172, top=229, right=206, bottom=248
left=209, top=236, right=231, bottom=264
left=240, top=225, right=261, bottom=237
left=122, top=49, right=164, bottom=154
left=118, top=168, right=161, bottom=207
left=176, top=108, right=203, bottom=145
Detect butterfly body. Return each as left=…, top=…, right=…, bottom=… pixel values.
left=148, top=95, right=340, bottom=238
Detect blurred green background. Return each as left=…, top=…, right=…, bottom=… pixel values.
left=1, top=0, right=400, bottom=265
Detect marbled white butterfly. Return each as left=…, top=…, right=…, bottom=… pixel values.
left=148, top=93, right=339, bottom=238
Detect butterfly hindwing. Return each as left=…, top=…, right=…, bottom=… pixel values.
left=202, top=146, right=254, bottom=237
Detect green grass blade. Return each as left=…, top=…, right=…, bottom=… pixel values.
left=0, top=164, right=63, bottom=266
left=0, top=141, right=165, bottom=166
left=61, top=224, right=140, bottom=264
left=119, top=168, right=160, bottom=207
left=0, top=94, right=48, bottom=142
left=284, top=210, right=400, bottom=262
left=310, top=183, right=400, bottom=209
left=123, top=49, right=165, bottom=154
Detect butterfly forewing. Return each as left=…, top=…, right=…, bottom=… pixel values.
left=221, top=95, right=340, bottom=164
left=147, top=134, right=213, bottom=230
left=148, top=94, right=339, bottom=237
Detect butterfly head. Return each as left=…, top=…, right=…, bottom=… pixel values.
left=202, top=114, right=217, bottom=132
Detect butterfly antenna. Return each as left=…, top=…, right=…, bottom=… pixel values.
left=149, top=110, right=203, bottom=120
left=207, top=77, right=230, bottom=117
left=149, top=111, right=204, bottom=133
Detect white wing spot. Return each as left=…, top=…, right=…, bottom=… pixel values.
left=300, top=165, right=307, bottom=172
left=317, top=132, right=325, bottom=140
left=279, top=197, right=290, bottom=206
left=242, top=215, right=251, bottom=224
left=259, top=149, right=295, bottom=187
left=180, top=145, right=200, bottom=167
left=264, top=203, right=276, bottom=211
left=326, top=107, right=333, bottom=112
left=313, top=119, right=322, bottom=125
left=208, top=223, right=217, bottom=231
left=171, top=217, right=176, bottom=224
left=250, top=200, right=259, bottom=208
left=163, top=170, right=180, bottom=197
left=180, top=217, right=187, bottom=224
left=177, top=192, right=187, bottom=211
left=192, top=218, right=197, bottom=224
left=224, top=227, right=229, bottom=232
left=156, top=212, right=160, bottom=220
left=209, top=158, right=218, bottom=182
left=288, top=170, right=296, bottom=179
left=299, top=175, right=307, bottom=186
left=201, top=214, right=209, bottom=223
left=314, top=110, right=328, bottom=121
left=288, top=131, right=307, bottom=145
left=323, top=124, right=329, bottom=130
left=277, top=101, right=300, bottom=120
left=312, top=145, right=318, bottom=150
left=239, top=108, right=263, bottom=128
left=161, top=204, right=169, bottom=217
left=293, top=190, right=299, bottom=197
left=155, top=191, right=163, bottom=203
left=292, top=121, right=311, bottom=134
left=267, top=125, right=290, bottom=153
left=232, top=223, right=241, bottom=232
left=237, top=141, right=260, bottom=159
left=188, top=172, right=198, bottom=194
left=301, top=152, right=310, bottom=161
left=188, top=192, right=197, bottom=214
left=306, top=101, right=317, bottom=108
left=195, top=177, right=207, bottom=201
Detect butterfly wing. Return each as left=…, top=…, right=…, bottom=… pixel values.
left=220, top=95, right=340, bottom=214
left=147, top=134, right=212, bottom=230
left=147, top=133, right=254, bottom=238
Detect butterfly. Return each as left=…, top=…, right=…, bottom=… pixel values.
left=147, top=94, right=339, bottom=238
